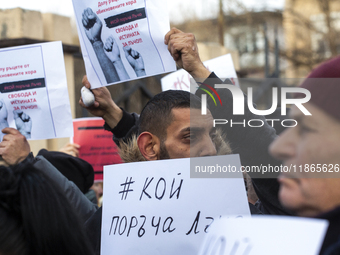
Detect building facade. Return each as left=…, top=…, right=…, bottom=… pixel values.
left=283, top=0, right=340, bottom=77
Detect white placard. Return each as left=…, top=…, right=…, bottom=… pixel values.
left=102, top=155, right=250, bottom=255
left=161, top=54, right=239, bottom=93
left=0, top=42, right=73, bottom=141
left=72, top=0, right=176, bottom=88
left=199, top=216, right=329, bottom=255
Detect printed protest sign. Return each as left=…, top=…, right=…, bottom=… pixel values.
left=0, top=41, right=73, bottom=141
left=101, top=154, right=250, bottom=255
left=199, top=216, right=329, bottom=255
left=161, top=54, right=239, bottom=93
left=72, top=0, right=176, bottom=88
left=72, top=117, right=122, bottom=181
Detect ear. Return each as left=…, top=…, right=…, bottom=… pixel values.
left=137, top=132, right=161, bottom=161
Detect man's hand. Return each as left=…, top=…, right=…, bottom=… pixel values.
left=0, top=127, right=30, bottom=166
left=164, top=27, right=210, bottom=79
left=104, top=36, right=121, bottom=63
left=79, top=75, right=123, bottom=128
left=59, top=143, right=80, bottom=157
left=123, top=46, right=146, bottom=77
left=14, top=110, right=32, bottom=139
left=82, top=8, right=102, bottom=44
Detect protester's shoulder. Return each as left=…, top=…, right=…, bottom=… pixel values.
left=36, top=149, right=94, bottom=193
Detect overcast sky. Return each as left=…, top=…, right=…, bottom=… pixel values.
left=1, top=0, right=284, bottom=23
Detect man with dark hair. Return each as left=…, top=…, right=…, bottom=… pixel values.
left=81, top=28, right=287, bottom=216
left=80, top=75, right=226, bottom=161
left=137, top=90, right=217, bottom=160
left=79, top=28, right=263, bottom=254
left=80, top=88, right=230, bottom=255
left=138, top=90, right=194, bottom=138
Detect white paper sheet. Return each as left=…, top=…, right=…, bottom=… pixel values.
left=72, top=0, right=176, bottom=88
left=0, top=41, right=73, bottom=140
left=101, top=155, right=250, bottom=255
left=199, top=216, right=329, bottom=255
left=161, top=54, right=239, bottom=93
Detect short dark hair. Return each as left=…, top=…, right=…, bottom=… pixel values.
left=138, top=90, right=202, bottom=140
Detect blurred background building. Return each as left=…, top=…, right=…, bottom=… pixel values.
left=174, top=10, right=283, bottom=78
left=283, top=0, right=340, bottom=77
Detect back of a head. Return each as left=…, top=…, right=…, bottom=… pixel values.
left=0, top=163, right=93, bottom=255
left=138, top=90, right=202, bottom=140
left=0, top=166, right=27, bottom=255
left=37, top=149, right=94, bottom=194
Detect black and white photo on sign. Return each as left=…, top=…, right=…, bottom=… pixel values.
left=0, top=42, right=73, bottom=140
left=72, top=0, right=176, bottom=88
left=81, top=7, right=146, bottom=84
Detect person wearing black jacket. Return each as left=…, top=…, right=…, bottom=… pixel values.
left=79, top=27, right=290, bottom=254
left=81, top=28, right=289, bottom=216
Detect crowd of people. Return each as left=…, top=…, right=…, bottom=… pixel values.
left=0, top=27, right=339, bottom=255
